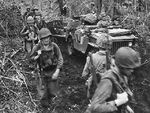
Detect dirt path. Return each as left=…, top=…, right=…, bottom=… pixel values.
left=54, top=37, right=89, bottom=113
left=1, top=37, right=150, bottom=113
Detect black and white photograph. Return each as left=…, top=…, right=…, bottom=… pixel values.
left=0, top=0, right=150, bottom=113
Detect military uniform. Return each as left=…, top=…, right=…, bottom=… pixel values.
left=97, top=12, right=112, bottom=28
left=20, top=16, right=39, bottom=53
left=82, top=50, right=107, bottom=76
left=84, top=47, right=141, bottom=113
left=82, top=32, right=112, bottom=98
left=88, top=2, right=97, bottom=14
left=85, top=66, right=132, bottom=113
left=30, top=28, right=63, bottom=109
left=82, top=50, right=109, bottom=98
left=31, top=41, right=63, bottom=106
left=36, top=19, right=47, bottom=30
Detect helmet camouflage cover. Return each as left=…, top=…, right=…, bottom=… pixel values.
left=27, top=16, right=34, bottom=24
left=115, top=47, right=141, bottom=69
left=84, top=27, right=91, bottom=34
left=97, top=20, right=109, bottom=28
left=96, top=33, right=112, bottom=49
left=38, top=28, right=52, bottom=39
left=91, top=2, right=95, bottom=6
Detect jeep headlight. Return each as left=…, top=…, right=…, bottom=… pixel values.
left=128, top=42, right=132, bottom=46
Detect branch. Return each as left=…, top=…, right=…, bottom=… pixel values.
left=1, top=47, right=6, bottom=71
left=121, top=14, right=130, bottom=23
left=0, top=21, right=10, bottom=39
left=0, top=75, right=23, bottom=83
left=22, top=76, right=37, bottom=107
left=7, top=58, right=37, bottom=107
left=0, top=79, right=18, bottom=96
left=10, top=48, right=23, bottom=58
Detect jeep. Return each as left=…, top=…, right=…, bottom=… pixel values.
left=66, top=25, right=138, bottom=56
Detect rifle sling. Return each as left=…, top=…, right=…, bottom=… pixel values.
left=89, top=53, right=98, bottom=86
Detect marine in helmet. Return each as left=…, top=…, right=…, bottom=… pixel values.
left=85, top=47, right=141, bottom=113
left=97, top=12, right=112, bottom=28
left=30, top=28, right=63, bottom=112
left=82, top=32, right=113, bottom=99
left=34, top=11, right=47, bottom=30
left=22, top=6, right=31, bottom=24
left=20, top=16, right=39, bottom=53
left=89, top=2, right=97, bottom=14
left=31, top=6, right=39, bottom=19
left=24, top=6, right=39, bottom=22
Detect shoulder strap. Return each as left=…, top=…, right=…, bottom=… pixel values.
left=88, top=53, right=98, bottom=86
left=103, top=71, right=133, bottom=97
left=52, top=42, right=58, bottom=57
left=103, top=75, right=125, bottom=94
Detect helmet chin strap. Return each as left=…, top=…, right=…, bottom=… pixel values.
left=42, top=40, right=51, bottom=47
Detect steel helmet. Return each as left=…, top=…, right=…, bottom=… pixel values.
left=115, top=47, right=141, bottom=69
left=34, top=6, right=38, bottom=10
left=91, top=2, right=95, bottom=6
left=26, top=6, right=30, bottom=10
left=96, top=33, right=112, bottom=49
left=38, top=28, right=52, bottom=39
left=101, top=12, right=106, bottom=17
left=97, top=21, right=108, bottom=28
left=35, top=11, right=42, bottom=16
left=27, top=16, right=34, bottom=24
left=84, top=27, right=91, bottom=34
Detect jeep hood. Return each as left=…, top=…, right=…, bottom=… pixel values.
left=91, top=28, right=137, bottom=41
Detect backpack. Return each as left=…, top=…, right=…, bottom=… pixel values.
left=37, top=43, right=58, bottom=71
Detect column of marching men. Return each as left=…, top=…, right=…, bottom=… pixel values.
left=20, top=6, right=63, bottom=113
left=20, top=5, right=141, bottom=113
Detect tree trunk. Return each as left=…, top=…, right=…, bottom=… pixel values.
left=58, top=0, right=63, bottom=15
left=97, top=0, right=103, bottom=15
left=108, top=0, right=114, bottom=18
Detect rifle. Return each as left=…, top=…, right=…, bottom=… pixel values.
left=35, top=53, right=45, bottom=98
left=86, top=52, right=98, bottom=98
left=106, top=50, right=110, bottom=70
left=105, top=28, right=110, bottom=70
left=88, top=52, right=98, bottom=86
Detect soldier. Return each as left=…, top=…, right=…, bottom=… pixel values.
left=30, top=28, right=63, bottom=112
left=30, top=7, right=39, bottom=19
left=19, top=1, right=26, bottom=17
left=85, top=47, right=141, bottom=113
left=82, top=32, right=112, bottom=99
left=34, top=11, right=47, bottom=30
left=97, top=12, right=112, bottom=28
left=89, top=2, right=97, bottom=14
left=23, top=6, right=31, bottom=24
left=20, top=16, right=39, bottom=54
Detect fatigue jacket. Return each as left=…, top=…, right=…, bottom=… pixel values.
left=85, top=66, right=133, bottom=113
left=36, top=19, right=47, bottom=30
left=82, top=50, right=107, bottom=77
left=20, top=25, right=39, bottom=41
left=30, top=42, right=63, bottom=74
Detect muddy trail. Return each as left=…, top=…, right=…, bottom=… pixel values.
left=0, top=36, right=88, bottom=113
left=0, top=36, right=150, bottom=113
left=52, top=38, right=150, bottom=113
left=49, top=37, right=89, bottom=113
left=13, top=37, right=89, bottom=113
left=0, top=2, right=150, bottom=113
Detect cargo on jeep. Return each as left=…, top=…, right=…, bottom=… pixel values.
left=66, top=24, right=138, bottom=56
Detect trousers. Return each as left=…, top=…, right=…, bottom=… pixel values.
left=39, top=71, right=58, bottom=107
